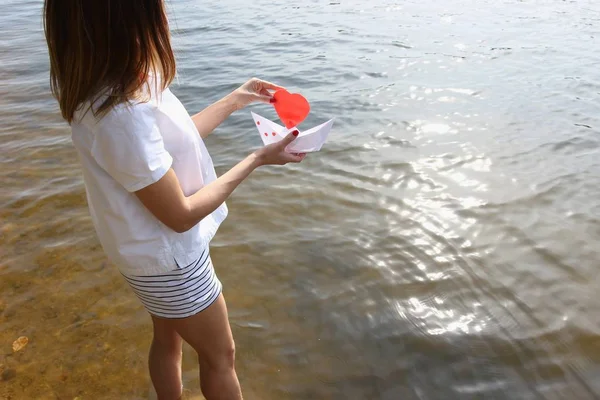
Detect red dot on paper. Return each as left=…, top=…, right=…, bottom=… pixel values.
left=272, top=132, right=276, bottom=136
left=264, top=132, right=268, bottom=136
left=257, top=121, right=261, bottom=125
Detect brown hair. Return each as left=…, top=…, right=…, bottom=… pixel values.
left=43, top=0, right=176, bottom=124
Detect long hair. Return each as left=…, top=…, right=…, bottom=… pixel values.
left=43, top=0, right=176, bottom=124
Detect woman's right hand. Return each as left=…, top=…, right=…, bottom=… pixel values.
left=254, top=130, right=307, bottom=166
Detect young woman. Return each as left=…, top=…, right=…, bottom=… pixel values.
left=43, top=1, right=305, bottom=399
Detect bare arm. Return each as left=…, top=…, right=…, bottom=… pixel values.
left=191, top=78, right=283, bottom=139
left=134, top=131, right=303, bottom=233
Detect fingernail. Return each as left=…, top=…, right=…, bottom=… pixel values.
left=293, top=130, right=299, bottom=136
left=269, top=98, right=276, bottom=104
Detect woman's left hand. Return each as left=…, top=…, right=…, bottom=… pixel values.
left=229, top=78, right=285, bottom=110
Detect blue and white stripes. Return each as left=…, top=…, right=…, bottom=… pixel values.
left=123, top=249, right=222, bottom=319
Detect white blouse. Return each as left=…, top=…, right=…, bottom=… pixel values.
left=71, top=86, right=228, bottom=276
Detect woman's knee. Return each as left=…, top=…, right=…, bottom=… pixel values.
left=198, top=340, right=235, bottom=371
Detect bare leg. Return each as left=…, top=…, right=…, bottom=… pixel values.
left=170, top=294, right=242, bottom=400
left=149, top=315, right=184, bottom=400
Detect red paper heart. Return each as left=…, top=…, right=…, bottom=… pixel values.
left=272, top=89, right=310, bottom=128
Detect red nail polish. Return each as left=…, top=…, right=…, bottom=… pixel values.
left=269, top=98, right=276, bottom=104
left=293, top=130, right=299, bottom=136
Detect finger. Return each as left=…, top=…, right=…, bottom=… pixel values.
left=281, top=152, right=304, bottom=163
left=253, top=94, right=273, bottom=104
left=279, top=130, right=299, bottom=147
left=258, top=88, right=277, bottom=103
left=259, top=88, right=272, bottom=97
left=258, top=79, right=285, bottom=91
left=260, top=89, right=275, bottom=102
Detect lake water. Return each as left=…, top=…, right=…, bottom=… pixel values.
left=1, top=0, right=600, bottom=399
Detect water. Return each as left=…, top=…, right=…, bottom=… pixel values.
left=1, top=0, right=600, bottom=398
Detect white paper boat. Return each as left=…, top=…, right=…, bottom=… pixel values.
left=251, top=112, right=334, bottom=153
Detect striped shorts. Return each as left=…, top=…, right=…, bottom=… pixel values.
left=122, top=249, right=222, bottom=319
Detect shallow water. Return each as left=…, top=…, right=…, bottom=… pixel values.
left=1, top=0, right=600, bottom=399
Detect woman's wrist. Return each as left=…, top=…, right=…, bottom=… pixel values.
left=249, top=150, right=265, bottom=168
left=223, top=91, right=242, bottom=112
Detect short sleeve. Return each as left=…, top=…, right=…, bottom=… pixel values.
left=91, top=103, right=173, bottom=192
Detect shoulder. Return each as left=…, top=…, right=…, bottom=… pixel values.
left=74, top=99, right=158, bottom=140
left=74, top=77, right=166, bottom=130
left=101, top=101, right=157, bottom=129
